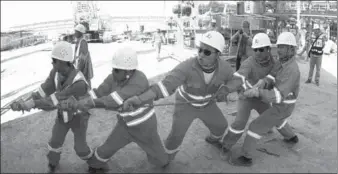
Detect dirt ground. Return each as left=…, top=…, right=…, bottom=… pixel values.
left=1, top=55, right=337, bottom=173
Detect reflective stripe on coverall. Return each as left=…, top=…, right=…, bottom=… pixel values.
left=222, top=56, right=275, bottom=150
left=86, top=70, right=169, bottom=169
left=149, top=58, right=238, bottom=156
left=240, top=57, right=300, bottom=158
left=33, top=68, right=93, bottom=166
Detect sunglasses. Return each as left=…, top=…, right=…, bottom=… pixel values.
left=253, top=48, right=265, bottom=52
left=198, top=48, right=217, bottom=56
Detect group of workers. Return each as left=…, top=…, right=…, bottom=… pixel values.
left=10, top=21, right=303, bottom=173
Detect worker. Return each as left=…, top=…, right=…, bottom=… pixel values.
left=209, top=19, right=218, bottom=31
left=74, top=24, right=94, bottom=88
left=152, top=28, right=165, bottom=61
left=227, top=32, right=300, bottom=167
left=60, top=46, right=171, bottom=173
left=10, top=41, right=93, bottom=173
left=305, top=23, right=327, bottom=86
left=231, top=20, right=253, bottom=71
left=123, top=31, right=239, bottom=161
left=220, top=33, right=276, bottom=154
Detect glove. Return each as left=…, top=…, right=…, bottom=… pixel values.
left=77, top=97, right=95, bottom=112
left=10, top=101, right=23, bottom=111
left=123, top=96, right=143, bottom=111
left=243, top=88, right=260, bottom=98
left=253, top=79, right=266, bottom=89
left=10, top=99, right=35, bottom=112
left=214, top=85, right=230, bottom=102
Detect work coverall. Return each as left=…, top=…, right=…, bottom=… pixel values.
left=74, top=38, right=94, bottom=88
left=240, top=57, right=299, bottom=158
left=222, top=56, right=275, bottom=150
left=307, top=33, right=326, bottom=83
left=86, top=70, right=169, bottom=169
left=145, top=58, right=237, bottom=157
left=30, top=68, right=93, bottom=166
left=231, top=30, right=253, bottom=70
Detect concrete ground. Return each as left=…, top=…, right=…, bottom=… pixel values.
left=1, top=42, right=337, bottom=173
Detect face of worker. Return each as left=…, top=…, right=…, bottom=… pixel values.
left=74, top=30, right=82, bottom=38
left=277, top=44, right=295, bottom=62
left=211, top=22, right=216, bottom=27
left=242, top=26, right=250, bottom=34
left=197, top=42, right=219, bottom=70
left=314, top=29, right=321, bottom=36
left=112, top=68, right=129, bottom=82
left=52, top=58, right=71, bottom=75
left=253, top=46, right=271, bottom=63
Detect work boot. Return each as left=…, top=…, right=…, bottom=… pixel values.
left=47, top=164, right=57, bottom=173
left=205, top=136, right=223, bottom=149
left=315, top=81, right=320, bottom=86
left=305, top=79, right=311, bottom=84
left=283, top=135, right=299, bottom=144
left=228, top=155, right=253, bottom=167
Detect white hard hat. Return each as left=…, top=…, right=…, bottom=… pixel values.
left=199, top=31, right=225, bottom=52
left=252, top=33, right=272, bottom=49
left=75, top=24, right=86, bottom=34
left=51, top=41, right=74, bottom=62
left=211, top=19, right=216, bottom=23
left=276, top=32, right=297, bottom=47
left=313, top=24, right=320, bottom=30
left=112, top=46, right=138, bottom=70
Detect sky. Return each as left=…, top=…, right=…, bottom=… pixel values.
left=0, top=1, right=180, bottom=31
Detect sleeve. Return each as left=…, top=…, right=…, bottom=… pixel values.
left=224, top=59, right=251, bottom=92
left=34, top=81, right=88, bottom=108
left=94, top=79, right=148, bottom=109
left=151, top=61, right=189, bottom=99
left=90, top=75, right=113, bottom=99
left=259, top=68, right=299, bottom=104
left=231, top=31, right=240, bottom=43
left=33, top=69, right=56, bottom=99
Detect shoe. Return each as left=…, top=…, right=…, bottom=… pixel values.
left=48, top=164, right=56, bottom=173
left=228, top=155, right=253, bottom=167
left=305, top=79, right=311, bottom=84
left=283, top=135, right=299, bottom=144
left=205, top=136, right=223, bottom=149
left=315, top=81, right=320, bottom=86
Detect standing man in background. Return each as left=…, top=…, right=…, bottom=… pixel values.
left=305, top=24, right=327, bottom=86
left=231, top=20, right=253, bottom=71
left=74, top=24, right=94, bottom=88
left=152, top=28, right=165, bottom=61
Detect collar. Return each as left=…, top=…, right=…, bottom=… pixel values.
left=280, top=56, right=295, bottom=68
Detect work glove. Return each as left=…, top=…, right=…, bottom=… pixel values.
left=214, top=85, right=230, bottom=102
left=10, top=99, right=35, bottom=112
left=123, top=96, right=143, bottom=111
left=77, top=97, right=95, bottom=112
left=243, top=88, right=260, bottom=98
left=59, top=96, right=94, bottom=112
left=252, top=79, right=266, bottom=89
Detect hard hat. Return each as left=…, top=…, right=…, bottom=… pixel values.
left=199, top=31, right=225, bottom=52
left=252, top=33, right=272, bottom=49
left=112, top=46, right=138, bottom=70
left=313, top=24, right=320, bottom=30
left=211, top=19, right=216, bottom=23
left=51, top=41, right=74, bottom=62
left=74, top=24, right=86, bottom=34
left=276, top=32, right=297, bottom=47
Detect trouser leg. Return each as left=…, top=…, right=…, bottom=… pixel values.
left=47, top=116, right=70, bottom=166
left=129, top=115, right=169, bottom=167
left=307, top=55, right=316, bottom=80
left=164, top=99, right=196, bottom=158
left=314, top=55, right=322, bottom=83
left=222, top=99, right=252, bottom=149
left=70, top=113, right=93, bottom=161
left=236, top=56, right=242, bottom=71
left=87, top=118, right=131, bottom=169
